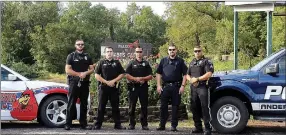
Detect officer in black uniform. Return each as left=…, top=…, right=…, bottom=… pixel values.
left=92, top=46, right=126, bottom=130
left=125, top=46, right=153, bottom=130
left=65, top=39, right=94, bottom=130
left=156, top=43, right=188, bottom=132
left=187, top=45, right=214, bottom=135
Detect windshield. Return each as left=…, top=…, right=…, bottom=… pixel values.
left=1, top=64, right=30, bottom=81
left=251, top=49, right=285, bottom=71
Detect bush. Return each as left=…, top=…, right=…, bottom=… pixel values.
left=9, top=62, right=41, bottom=79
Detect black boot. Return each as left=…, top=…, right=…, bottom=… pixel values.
left=171, top=127, right=178, bottom=132
left=80, top=125, right=92, bottom=130
left=204, top=129, right=212, bottom=135
left=191, top=128, right=203, bottom=133
left=142, top=126, right=149, bottom=130
left=156, top=126, right=165, bottom=131
left=114, top=125, right=126, bottom=130
left=64, top=125, right=71, bottom=130
left=92, top=125, right=101, bottom=130
left=128, top=125, right=135, bottom=130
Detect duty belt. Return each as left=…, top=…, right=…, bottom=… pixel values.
left=163, top=81, right=181, bottom=87
left=128, top=81, right=146, bottom=87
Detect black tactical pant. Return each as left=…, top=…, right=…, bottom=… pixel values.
left=128, top=83, right=148, bottom=127
left=159, top=83, right=181, bottom=128
left=66, top=80, right=89, bottom=126
left=190, top=84, right=211, bottom=130
left=94, top=85, right=122, bottom=127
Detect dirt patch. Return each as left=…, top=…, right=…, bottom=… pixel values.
left=247, top=120, right=286, bottom=127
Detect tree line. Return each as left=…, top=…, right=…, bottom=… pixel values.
left=1, top=2, right=285, bottom=78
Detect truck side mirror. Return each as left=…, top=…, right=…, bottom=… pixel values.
left=8, top=74, right=17, bottom=81
left=265, top=63, right=279, bottom=74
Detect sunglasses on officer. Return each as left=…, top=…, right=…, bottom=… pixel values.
left=194, top=50, right=201, bottom=53
left=76, top=43, right=84, bottom=46
left=136, top=51, right=142, bottom=53
left=168, top=49, right=176, bottom=51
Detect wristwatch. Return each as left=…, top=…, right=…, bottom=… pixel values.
left=197, top=77, right=200, bottom=82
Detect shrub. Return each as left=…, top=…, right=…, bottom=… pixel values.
left=9, top=62, right=41, bottom=79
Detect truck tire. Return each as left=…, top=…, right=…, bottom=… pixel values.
left=40, top=95, right=68, bottom=128
left=211, top=96, right=249, bottom=134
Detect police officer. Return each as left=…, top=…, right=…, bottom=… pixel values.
left=92, top=46, right=126, bottom=130
left=125, top=46, right=153, bottom=130
left=65, top=39, right=94, bottom=130
left=187, top=45, right=214, bottom=135
left=156, top=43, right=188, bottom=132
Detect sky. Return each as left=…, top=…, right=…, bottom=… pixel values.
left=91, top=2, right=166, bottom=16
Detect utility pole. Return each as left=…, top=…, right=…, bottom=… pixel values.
left=0, top=0, right=3, bottom=130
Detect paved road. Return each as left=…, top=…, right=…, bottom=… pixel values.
left=1, top=122, right=285, bottom=135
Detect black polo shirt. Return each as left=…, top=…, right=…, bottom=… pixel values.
left=188, top=56, right=214, bottom=78
left=66, top=51, right=93, bottom=81
left=126, top=59, right=152, bottom=78
left=156, top=56, right=188, bottom=83
left=94, top=59, right=125, bottom=81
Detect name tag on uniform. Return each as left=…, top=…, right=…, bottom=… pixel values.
left=74, top=59, right=79, bottom=61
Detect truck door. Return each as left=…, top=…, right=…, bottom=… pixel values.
left=258, top=54, right=286, bottom=117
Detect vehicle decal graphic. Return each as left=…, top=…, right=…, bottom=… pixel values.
left=10, top=88, right=39, bottom=120
left=1, top=93, right=17, bottom=110
left=2, top=86, right=68, bottom=120
left=33, top=86, right=69, bottom=94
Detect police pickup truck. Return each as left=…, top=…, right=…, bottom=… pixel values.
left=209, top=48, right=285, bottom=134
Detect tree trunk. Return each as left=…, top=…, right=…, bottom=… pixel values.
left=109, top=23, right=115, bottom=41
left=195, top=31, right=200, bottom=46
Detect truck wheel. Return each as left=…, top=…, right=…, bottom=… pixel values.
left=40, top=95, right=67, bottom=128
left=211, top=96, right=249, bottom=133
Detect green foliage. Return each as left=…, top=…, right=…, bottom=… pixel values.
left=9, top=62, right=40, bottom=79
left=164, top=2, right=285, bottom=62
left=1, top=2, right=167, bottom=73
left=272, top=7, right=286, bottom=52
left=147, top=78, right=160, bottom=106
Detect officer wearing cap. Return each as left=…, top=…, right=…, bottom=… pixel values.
left=65, top=39, right=94, bottom=130
left=92, top=46, right=126, bottom=130
left=125, top=46, right=153, bottom=130
left=187, top=45, right=214, bottom=135
left=156, top=43, right=188, bottom=132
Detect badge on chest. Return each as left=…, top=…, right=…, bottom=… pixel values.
left=103, top=61, right=116, bottom=67
left=134, top=62, right=146, bottom=68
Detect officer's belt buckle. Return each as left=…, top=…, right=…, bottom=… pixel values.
left=167, top=83, right=174, bottom=86
left=165, top=82, right=180, bottom=87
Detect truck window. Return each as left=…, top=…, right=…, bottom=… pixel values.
left=277, top=55, right=285, bottom=74
left=251, top=50, right=283, bottom=71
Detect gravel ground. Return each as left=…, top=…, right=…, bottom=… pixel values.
left=1, top=120, right=285, bottom=135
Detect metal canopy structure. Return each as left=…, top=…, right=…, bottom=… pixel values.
left=225, top=2, right=275, bottom=70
